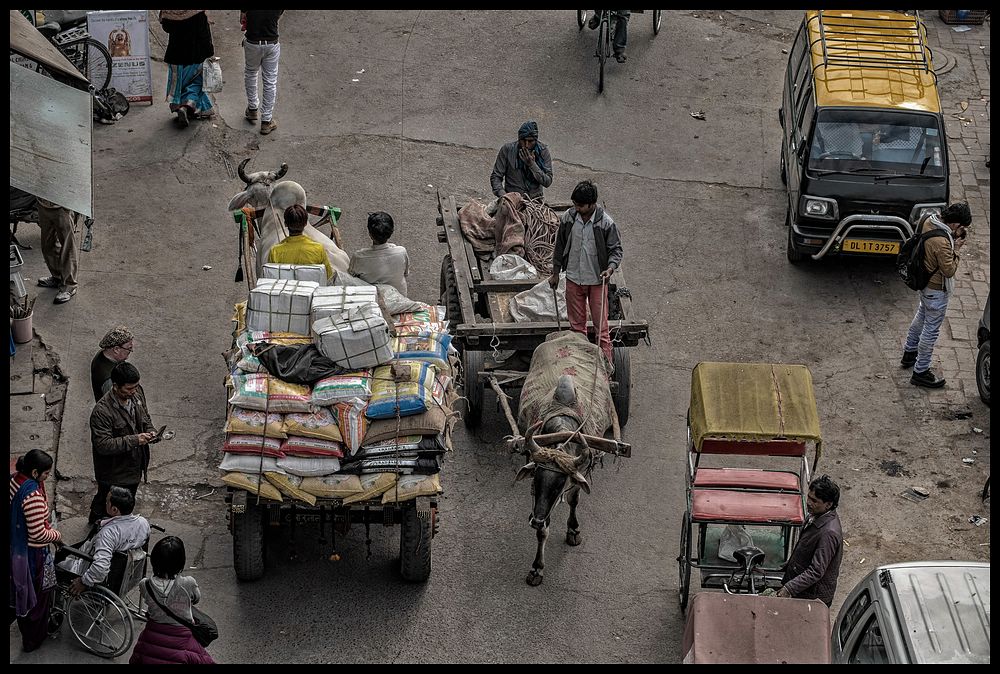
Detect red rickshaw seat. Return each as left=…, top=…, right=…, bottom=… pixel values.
left=693, top=468, right=801, bottom=492
left=692, top=489, right=805, bottom=525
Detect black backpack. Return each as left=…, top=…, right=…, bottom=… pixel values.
left=897, top=227, right=948, bottom=291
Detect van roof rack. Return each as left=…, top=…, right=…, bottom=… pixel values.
left=809, top=10, right=935, bottom=80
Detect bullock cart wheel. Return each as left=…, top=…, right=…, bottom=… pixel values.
left=463, top=349, right=485, bottom=428
left=233, top=502, right=266, bottom=581
left=678, top=512, right=692, bottom=611
left=611, top=346, right=631, bottom=428
left=399, top=505, right=432, bottom=582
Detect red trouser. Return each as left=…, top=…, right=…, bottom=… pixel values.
left=565, top=279, right=611, bottom=360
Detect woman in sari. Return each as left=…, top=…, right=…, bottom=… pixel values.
left=9, top=449, right=62, bottom=652
left=160, top=10, right=215, bottom=128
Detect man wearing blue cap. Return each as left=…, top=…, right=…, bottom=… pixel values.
left=490, top=120, right=553, bottom=201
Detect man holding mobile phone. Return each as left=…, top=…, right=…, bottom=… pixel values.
left=88, top=362, right=158, bottom=525
left=490, top=120, right=553, bottom=201
left=900, top=202, right=972, bottom=388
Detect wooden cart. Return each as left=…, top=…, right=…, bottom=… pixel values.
left=436, top=194, right=648, bottom=428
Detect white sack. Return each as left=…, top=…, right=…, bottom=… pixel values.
left=509, top=273, right=569, bottom=322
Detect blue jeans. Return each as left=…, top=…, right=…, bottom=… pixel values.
left=903, top=289, right=949, bottom=373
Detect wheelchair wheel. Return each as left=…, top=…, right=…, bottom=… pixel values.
left=67, top=586, right=135, bottom=658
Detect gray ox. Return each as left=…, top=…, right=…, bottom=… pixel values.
left=227, top=159, right=350, bottom=279
left=515, top=374, right=600, bottom=586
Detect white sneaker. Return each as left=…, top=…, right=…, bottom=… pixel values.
left=54, top=287, right=77, bottom=304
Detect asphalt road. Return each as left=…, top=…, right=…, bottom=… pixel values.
left=11, top=10, right=990, bottom=664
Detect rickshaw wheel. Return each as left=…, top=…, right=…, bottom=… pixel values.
left=678, top=512, right=692, bottom=611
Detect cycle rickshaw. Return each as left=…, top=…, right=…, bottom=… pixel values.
left=49, top=524, right=163, bottom=658
left=677, top=362, right=823, bottom=611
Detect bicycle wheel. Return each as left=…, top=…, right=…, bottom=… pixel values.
left=598, top=15, right=610, bottom=93
left=67, top=586, right=135, bottom=658
left=653, top=9, right=662, bottom=35
left=577, top=9, right=587, bottom=30
left=64, top=37, right=113, bottom=91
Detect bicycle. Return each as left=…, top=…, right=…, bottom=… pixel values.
left=577, top=10, right=662, bottom=93
left=36, top=21, right=113, bottom=92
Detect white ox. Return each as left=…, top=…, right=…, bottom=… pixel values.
left=227, top=159, right=351, bottom=279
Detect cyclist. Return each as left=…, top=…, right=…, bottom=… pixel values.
left=588, top=10, right=630, bottom=62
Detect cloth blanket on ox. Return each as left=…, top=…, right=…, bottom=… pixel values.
left=129, top=620, right=215, bottom=664
left=458, top=194, right=560, bottom=274
left=518, top=331, right=618, bottom=446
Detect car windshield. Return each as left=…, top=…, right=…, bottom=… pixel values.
left=808, top=109, right=945, bottom=177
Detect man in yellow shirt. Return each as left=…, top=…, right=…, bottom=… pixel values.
left=267, top=204, right=333, bottom=279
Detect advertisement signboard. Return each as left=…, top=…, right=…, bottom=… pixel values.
left=87, top=10, right=153, bottom=102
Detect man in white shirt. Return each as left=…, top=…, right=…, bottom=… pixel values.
left=349, top=212, right=410, bottom=295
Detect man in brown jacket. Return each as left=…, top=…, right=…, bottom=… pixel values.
left=88, top=362, right=157, bottom=525
left=777, top=475, right=843, bottom=606
left=901, top=202, right=972, bottom=388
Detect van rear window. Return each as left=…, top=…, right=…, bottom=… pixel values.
left=808, top=109, right=945, bottom=177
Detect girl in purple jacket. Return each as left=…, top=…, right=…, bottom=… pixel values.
left=130, top=536, right=215, bottom=664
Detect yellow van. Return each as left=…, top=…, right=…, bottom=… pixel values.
left=780, top=10, right=949, bottom=263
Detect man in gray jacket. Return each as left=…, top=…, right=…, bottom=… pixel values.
left=88, top=362, right=157, bottom=525
left=548, top=180, right=624, bottom=362
left=490, top=120, right=553, bottom=200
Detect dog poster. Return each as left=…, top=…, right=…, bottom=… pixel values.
left=86, top=10, right=152, bottom=103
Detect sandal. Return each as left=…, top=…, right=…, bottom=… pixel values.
left=614, top=53, right=628, bottom=63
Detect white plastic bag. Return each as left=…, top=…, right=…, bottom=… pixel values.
left=202, top=57, right=223, bottom=93
left=509, top=273, right=569, bottom=322
left=717, top=524, right=754, bottom=562
left=490, top=254, right=538, bottom=281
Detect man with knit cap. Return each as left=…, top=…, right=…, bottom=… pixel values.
left=490, top=120, right=553, bottom=201
left=91, top=326, right=134, bottom=403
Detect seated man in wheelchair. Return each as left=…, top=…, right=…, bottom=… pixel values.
left=58, top=486, right=150, bottom=596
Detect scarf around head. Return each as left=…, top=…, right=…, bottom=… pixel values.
left=516, top=121, right=546, bottom=190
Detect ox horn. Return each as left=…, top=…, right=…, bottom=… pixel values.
left=525, top=421, right=544, bottom=459
left=273, top=163, right=289, bottom=181
left=237, top=158, right=251, bottom=185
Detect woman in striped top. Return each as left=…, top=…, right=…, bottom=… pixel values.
left=9, top=449, right=63, bottom=652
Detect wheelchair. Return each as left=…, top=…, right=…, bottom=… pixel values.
left=48, top=525, right=161, bottom=658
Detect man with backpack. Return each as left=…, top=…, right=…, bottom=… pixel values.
left=900, top=202, right=972, bottom=388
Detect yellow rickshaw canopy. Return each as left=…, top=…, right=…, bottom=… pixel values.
left=690, top=362, right=822, bottom=451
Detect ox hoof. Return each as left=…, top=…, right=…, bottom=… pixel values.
left=526, top=571, right=544, bottom=586
left=566, top=531, right=583, bottom=546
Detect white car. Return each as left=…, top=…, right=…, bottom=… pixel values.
left=832, top=561, right=990, bottom=664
